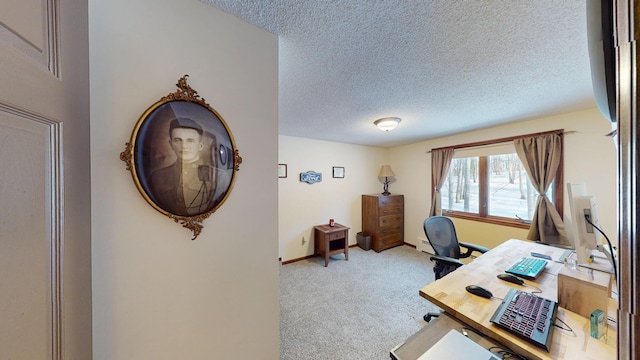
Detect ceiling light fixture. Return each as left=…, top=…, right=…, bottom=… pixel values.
left=374, top=117, right=401, bottom=131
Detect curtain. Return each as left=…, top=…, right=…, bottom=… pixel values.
left=514, top=133, right=568, bottom=245
left=429, top=148, right=455, bottom=216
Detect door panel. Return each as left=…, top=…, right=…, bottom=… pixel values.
left=0, top=0, right=57, bottom=77
left=0, top=108, right=61, bottom=359
left=0, top=0, right=91, bottom=358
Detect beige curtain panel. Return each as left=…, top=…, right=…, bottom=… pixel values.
left=429, top=148, right=455, bottom=217
left=514, top=133, right=568, bottom=246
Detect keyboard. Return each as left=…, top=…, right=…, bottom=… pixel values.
left=490, top=288, right=558, bottom=351
left=506, top=257, right=547, bottom=279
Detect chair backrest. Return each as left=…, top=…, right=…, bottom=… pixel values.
left=423, top=216, right=462, bottom=259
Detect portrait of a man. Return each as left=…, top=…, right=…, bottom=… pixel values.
left=131, top=100, right=236, bottom=218
left=147, top=117, right=217, bottom=216
left=122, top=77, right=240, bottom=238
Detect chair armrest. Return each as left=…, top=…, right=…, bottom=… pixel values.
left=429, top=255, right=464, bottom=268
left=459, top=242, right=489, bottom=254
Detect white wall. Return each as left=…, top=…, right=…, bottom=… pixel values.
left=89, top=1, right=279, bottom=359
left=279, top=109, right=617, bottom=261
left=278, top=135, right=388, bottom=261
left=391, top=108, right=617, bottom=249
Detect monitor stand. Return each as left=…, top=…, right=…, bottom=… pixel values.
left=578, top=246, right=615, bottom=274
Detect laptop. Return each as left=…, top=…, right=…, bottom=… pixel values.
left=417, top=329, right=499, bottom=360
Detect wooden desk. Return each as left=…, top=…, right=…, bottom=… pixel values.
left=314, top=223, right=349, bottom=267
left=419, top=239, right=616, bottom=360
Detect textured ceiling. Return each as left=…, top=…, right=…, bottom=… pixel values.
left=200, top=0, right=596, bottom=147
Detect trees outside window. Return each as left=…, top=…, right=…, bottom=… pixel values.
left=436, top=133, right=562, bottom=229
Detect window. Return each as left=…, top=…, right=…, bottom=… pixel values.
left=436, top=132, right=563, bottom=229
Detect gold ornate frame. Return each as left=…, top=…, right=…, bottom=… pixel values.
left=120, top=75, right=242, bottom=239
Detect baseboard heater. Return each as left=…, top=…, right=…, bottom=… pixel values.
left=417, top=236, right=435, bottom=255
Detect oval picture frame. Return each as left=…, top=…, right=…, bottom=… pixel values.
left=120, top=75, right=242, bottom=239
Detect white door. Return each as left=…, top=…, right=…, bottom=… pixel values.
left=0, top=0, right=91, bottom=359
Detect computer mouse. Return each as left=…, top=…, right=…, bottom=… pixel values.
left=497, top=273, right=525, bottom=285
left=465, top=285, right=493, bottom=299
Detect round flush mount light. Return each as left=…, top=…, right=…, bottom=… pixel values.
left=374, top=117, right=401, bottom=131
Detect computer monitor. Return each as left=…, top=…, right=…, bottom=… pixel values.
left=566, top=183, right=614, bottom=272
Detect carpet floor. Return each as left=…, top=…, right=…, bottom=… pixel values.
left=279, top=245, right=441, bottom=359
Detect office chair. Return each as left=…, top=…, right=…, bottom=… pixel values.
left=422, top=215, right=489, bottom=322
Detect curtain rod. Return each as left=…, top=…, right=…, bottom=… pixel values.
left=426, top=129, right=572, bottom=153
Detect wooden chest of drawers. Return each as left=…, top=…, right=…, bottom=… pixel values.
left=361, top=194, right=404, bottom=252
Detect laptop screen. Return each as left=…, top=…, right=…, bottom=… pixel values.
left=417, top=329, right=499, bottom=360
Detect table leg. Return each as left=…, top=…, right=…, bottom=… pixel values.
left=345, top=244, right=349, bottom=261
left=325, top=246, right=329, bottom=267
left=343, top=231, right=349, bottom=261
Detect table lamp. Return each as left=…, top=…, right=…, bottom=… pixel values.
left=378, top=165, right=396, bottom=195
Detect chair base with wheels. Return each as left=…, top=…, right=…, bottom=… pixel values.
left=423, top=312, right=441, bottom=322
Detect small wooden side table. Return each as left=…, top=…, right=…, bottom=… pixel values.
left=313, top=223, right=350, bottom=267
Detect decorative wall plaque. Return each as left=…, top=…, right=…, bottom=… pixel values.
left=300, top=171, right=322, bottom=184
left=120, top=75, right=242, bottom=239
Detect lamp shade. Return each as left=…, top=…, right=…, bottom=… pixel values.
left=378, top=165, right=396, bottom=178
left=374, top=117, right=401, bottom=131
